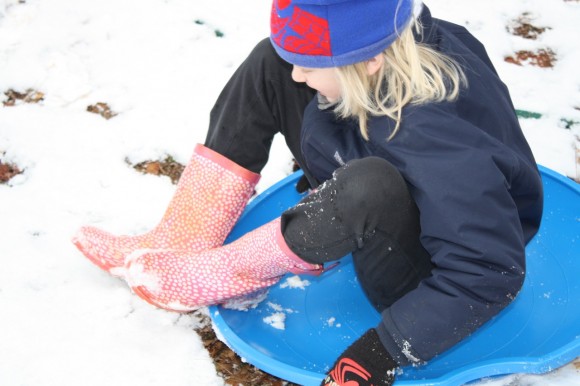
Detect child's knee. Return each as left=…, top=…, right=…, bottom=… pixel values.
left=334, top=157, right=411, bottom=207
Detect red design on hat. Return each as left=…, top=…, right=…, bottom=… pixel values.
left=277, top=0, right=291, bottom=9
left=271, top=0, right=331, bottom=57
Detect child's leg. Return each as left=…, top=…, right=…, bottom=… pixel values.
left=281, top=157, right=433, bottom=311
left=123, top=217, right=323, bottom=312
left=123, top=156, right=432, bottom=312
left=204, top=38, right=316, bottom=174
left=73, top=145, right=259, bottom=275
left=73, top=39, right=315, bottom=275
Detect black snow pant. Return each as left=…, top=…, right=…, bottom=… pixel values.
left=205, top=38, right=433, bottom=311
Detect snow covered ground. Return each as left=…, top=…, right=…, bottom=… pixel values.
left=0, top=0, right=578, bottom=385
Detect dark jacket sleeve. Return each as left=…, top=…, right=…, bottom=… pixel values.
left=368, top=107, right=540, bottom=365
left=205, top=38, right=315, bottom=174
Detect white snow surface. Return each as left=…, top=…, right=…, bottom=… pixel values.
left=0, top=0, right=579, bottom=385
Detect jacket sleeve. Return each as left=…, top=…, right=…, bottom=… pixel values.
left=205, top=38, right=315, bottom=174
left=368, top=111, right=530, bottom=365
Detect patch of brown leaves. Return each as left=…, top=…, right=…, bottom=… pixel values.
left=507, top=13, right=550, bottom=40
left=504, top=49, right=556, bottom=68
left=2, top=88, right=44, bottom=106
left=192, top=311, right=296, bottom=386
left=129, top=156, right=185, bottom=184
left=0, top=159, right=22, bottom=184
left=87, top=102, right=118, bottom=120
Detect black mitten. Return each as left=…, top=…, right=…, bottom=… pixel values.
left=321, top=329, right=397, bottom=386
left=296, top=173, right=312, bottom=193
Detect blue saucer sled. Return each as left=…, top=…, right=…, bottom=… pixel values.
left=210, top=165, right=580, bottom=385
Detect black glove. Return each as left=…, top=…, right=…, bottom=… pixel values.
left=296, top=173, right=312, bottom=193
left=321, top=329, right=397, bottom=386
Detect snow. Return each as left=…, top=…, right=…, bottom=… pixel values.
left=221, top=289, right=269, bottom=311
left=262, top=302, right=296, bottom=331
left=267, top=302, right=285, bottom=312
left=263, top=312, right=287, bottom=331
left=280, top=274, right=311, bottom=289
left=0, top=0, right=579, bottom=385
left=326, top=317, right=341, bottom=328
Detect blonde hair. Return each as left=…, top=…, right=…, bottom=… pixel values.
left=334, top=19, right=467, bottom=140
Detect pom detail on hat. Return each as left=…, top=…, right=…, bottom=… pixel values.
left=270, top=0, right=414, bottom=68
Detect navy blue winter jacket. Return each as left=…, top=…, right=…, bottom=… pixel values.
left=298, top=6, right=544, bottom=365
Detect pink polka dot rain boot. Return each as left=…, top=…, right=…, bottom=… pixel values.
left=72, top=144, right=260, bottom=277
left=123, top=217, right=323, bottom=312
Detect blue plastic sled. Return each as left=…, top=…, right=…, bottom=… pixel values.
left=210, top=165, right=580, bottom=385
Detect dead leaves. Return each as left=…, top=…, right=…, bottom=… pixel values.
left=1, top=89, right=40, bottom=184
left=3, top=89, right=118, bottom=120
left=0, top=155, right=22, bottom=184
left=505, top=14, right=557, bottom=68
left=507, top=13, right=550, bottom=40
left=129, top=156, right=185, bottom=185
left=1, top=89, right=118, bottom=184
left=87, top=102, right=118, bottom=120
left=192, top=311, right=295, bottom=386
left=2, top=88, right=44, bottom=106
left=504, top=49, right=557, bottom=68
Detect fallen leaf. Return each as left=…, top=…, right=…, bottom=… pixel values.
left=130, top=156, right=185, bottom=184
left=87, top=102, right=118, bottom=119
left=3, top=88, right=44, bottom=106
left=0, top=161, right=22, bottom=183
left=507, top=13, right=550, bottom=40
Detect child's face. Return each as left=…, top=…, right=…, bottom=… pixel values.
left=292, top=66, right=341, bottom=102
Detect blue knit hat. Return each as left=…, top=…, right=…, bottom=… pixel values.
left=270, top=0, right=414, bottom=68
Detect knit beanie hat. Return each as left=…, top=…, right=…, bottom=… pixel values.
left=270, top=0, right=415, bottom=68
